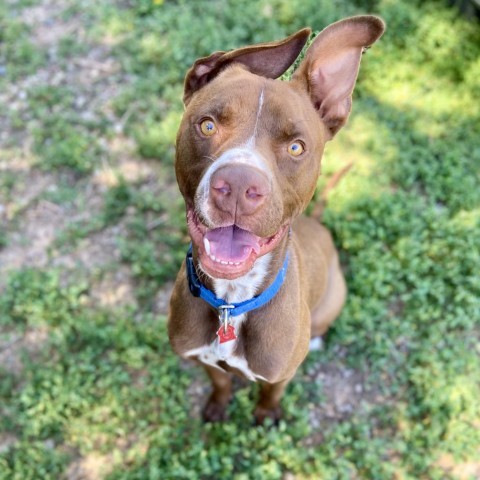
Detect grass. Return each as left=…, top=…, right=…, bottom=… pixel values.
left=0, top=4, right=46, bottom=83
left=0, top=0, right=479, bottom=479
left=27, top=85, right=108, bottom=174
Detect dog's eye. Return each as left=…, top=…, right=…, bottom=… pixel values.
left=199, top=119, right=217, bottom=136
left=288, top=141, right=304, bottom=157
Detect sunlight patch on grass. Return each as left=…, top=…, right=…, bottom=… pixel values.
left=451, top=208, right=480, bottom=229
left=320, top=112, right=397, bottom=211
left=91, top=6, right=135, bottom=46
left=370, top=68, right=478, bottom=137
left=66, top=452, right=114, bottom=480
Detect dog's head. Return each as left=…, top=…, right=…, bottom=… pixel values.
left=175, top=16, right=384, bottom=280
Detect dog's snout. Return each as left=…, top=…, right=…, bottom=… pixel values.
left=210, top=164, right=270, bottom=217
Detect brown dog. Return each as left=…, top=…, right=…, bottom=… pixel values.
left=168, top=16, right=385, bottom=424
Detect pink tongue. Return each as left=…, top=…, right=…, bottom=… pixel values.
left=205, top=226, right=261, bottom=263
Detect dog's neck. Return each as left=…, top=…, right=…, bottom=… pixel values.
left=213, top=253, right=272, bottom=304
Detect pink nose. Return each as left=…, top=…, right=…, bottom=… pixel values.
left=210, top=164, right=270, bottom=218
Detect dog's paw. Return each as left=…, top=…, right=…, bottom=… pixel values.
left=202, top=399, right=229, bottom=422
left=253, top=405, right=282, bottom=426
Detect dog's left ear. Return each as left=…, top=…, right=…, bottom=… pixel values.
left=183, top=28, right=311, bottom=105
left=292, top=16, right=385, bottom=138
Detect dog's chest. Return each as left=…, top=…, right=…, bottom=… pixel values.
left=184, top=254, right=271, bottom=382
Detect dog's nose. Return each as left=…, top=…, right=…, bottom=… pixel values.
left=210, top=164, right=270, bottom=217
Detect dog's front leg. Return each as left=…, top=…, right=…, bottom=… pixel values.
left=254, top=379, right=290, bottom=425
left=202, top=364, right=232, bottom=422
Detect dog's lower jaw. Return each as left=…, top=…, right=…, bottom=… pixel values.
left=197, top=249, right=258, bottom=280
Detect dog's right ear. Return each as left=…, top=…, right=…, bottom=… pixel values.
left=183, top=28, right=311, bottom=105
left=292, top=16, right=385, bottom=138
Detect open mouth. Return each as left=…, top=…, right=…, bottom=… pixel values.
left=187, top=209, right=288, bottom=279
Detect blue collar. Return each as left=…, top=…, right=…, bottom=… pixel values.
left=186, top=246, right=289, bottom=317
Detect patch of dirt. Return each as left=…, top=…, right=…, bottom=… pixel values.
left=437, top=453, right=480, bottom=480
left=65, top=452, right=114, bottom=480
left=88, top=265, right=136, bottom=308
left=53, top=223, right=124, bottom=271
left=298, top=345, right=399, bottom=446
left=0, top=326, right=50, bottom=375
left=93, top=136, right=159, bottom=187
left=0, top=198, right=69, bottom=283
left=0, top=178, right=107, bottom=283
left=307, top=361, right=384, bottom=426
left=0, top=157, right=59, bottom=212
left=22, top=2, right=81, bottom=48
left=65, top=433, right=149, bottom=480
left=0, top=433, right=18, bottom=454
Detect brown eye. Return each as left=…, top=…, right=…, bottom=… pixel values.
left=288, top=141, right=304, bottom=157
left=200, top=119, right=217, bottom=136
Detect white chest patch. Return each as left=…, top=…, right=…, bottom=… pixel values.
left=184, top=254, right=271, bottom=382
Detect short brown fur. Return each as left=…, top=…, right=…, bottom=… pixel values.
left=169, top=16, right=385, bottom=423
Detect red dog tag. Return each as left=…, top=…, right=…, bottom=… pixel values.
left=217, top=324, right=237, bottom=343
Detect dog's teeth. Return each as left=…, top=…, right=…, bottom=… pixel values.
left=234, top=262, right=240, bottom=265
left=220, top=260, right=228, bottom=265
left=227, top=262, right=233, bottom=265
left=204, top=237, right=211, bottom=256
left=210, top=254, right=216, bottom=262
